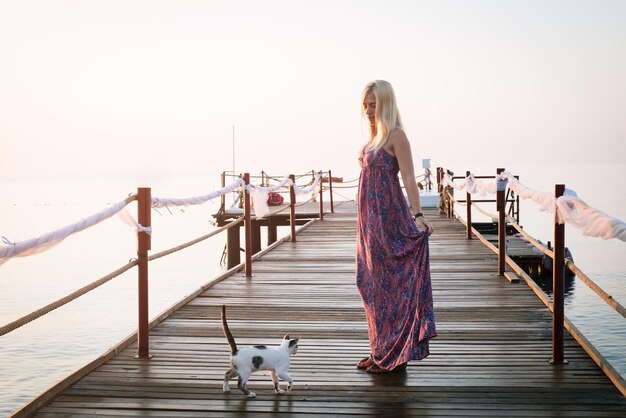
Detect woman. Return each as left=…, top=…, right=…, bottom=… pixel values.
left=356, top=80, right=437, bottom=373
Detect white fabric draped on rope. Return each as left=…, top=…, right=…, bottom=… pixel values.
left=294, top=172, right=323, bottom=196
left=245, top=176, right=293, bottom=193
left=0, top=199, right=130, bottom=265
left=244, top=176, right=293, bottom=219
left=499, top=172, right=558, bottom=213
left=117, top=209, right=153, bottom=235
left=0, top=173, right=329, bottom=265
left=442, top=173, right=505, bottom=195
left=248, top=173, right=323, bottom=219
left=556, top=195, right=626, bottom=241
left=442, top=171, right=626, bottom=242
left=151, top=178, right=245, bottom=208
left=0, top=177, right=249, bottom=265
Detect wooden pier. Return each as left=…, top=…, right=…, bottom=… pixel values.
left=18, top=203, right=626, bottom=417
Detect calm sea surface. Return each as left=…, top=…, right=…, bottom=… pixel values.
left=1, top=164, right=625, bottom=416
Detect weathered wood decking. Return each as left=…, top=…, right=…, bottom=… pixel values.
left=31, top=203, right=626, bottom=416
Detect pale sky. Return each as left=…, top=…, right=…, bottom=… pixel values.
left=1, top=0, right=625, bottom=178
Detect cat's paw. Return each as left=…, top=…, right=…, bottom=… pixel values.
left=287, top=383, right=293, bottom=392
left=222, top=383, right=230, bottom=393
left=275, top=388, right=286, bottom=394
left=247, top=391, right=256, bottom=398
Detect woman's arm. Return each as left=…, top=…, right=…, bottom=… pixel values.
left=387, top=129, right=434, bottom=235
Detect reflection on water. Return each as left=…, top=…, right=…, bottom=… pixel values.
left=529, top=267, right=577, bottom=301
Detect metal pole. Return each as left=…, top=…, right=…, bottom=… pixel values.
left=318, top=172, right=324, bottom=220
left=136, top=187, right=152, bottom=359
left=551, top=184, right=567, bottom=364
left=466, top=170, right=472, bottom=240
left=220, top=172, right=225, bottom=212
left=328, top=170, right=334, bottom=213
left=289, top=174, right=296, bottom=242
left=244, top=173, right=252, bottom=277
left=497, top=168, right=506, bottom=276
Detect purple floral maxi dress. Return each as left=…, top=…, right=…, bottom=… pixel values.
left=356, top=148, right=437, bottom=371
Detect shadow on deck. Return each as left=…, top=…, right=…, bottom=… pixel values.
left=30, top=203, right=626, bottom=417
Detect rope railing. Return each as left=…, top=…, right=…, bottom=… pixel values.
left=0, top=260, right=137, bottom=337
left=504, top=214, right=626, bottom=320
left=0, top=216, right=246, bottom=337
left=0, top=177, right=250, bottom=266
left=311, top=173, right=429, bottom=190
left=293, top=172, right=323, bottom=195
left=219, top=172, right=325, bottom=209
left=470, top=201, right=498, bottom=220
left=506, top=215, right=554, bottom=259
left=440, top=166, right=625, bottom=395
left=452, top=207, right=626, bottom=397
left=0, top=169, right=335, bottom=342
left=564, top=259, right=626, bottom=320
left=0, top=172, right=331, bottom=267
left=332, top=190, right=357, bottom=201
left=152, top=178, right=244, bottom=208
left=448, top=186, right=626, bottom=316
left=247, top=176, right=292, bottom=193
left=0, top=195, right=137, bottom=266
left=225, top=170, right=314, bottom=181
left=329, top=184, right=359, bottom=189
left=148, top=217, right=244, bottom=262
left=247, top=196, right=317, bottom=221
left=443, top=171, right=626, bottom=242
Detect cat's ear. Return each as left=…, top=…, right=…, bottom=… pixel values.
left=288, top=338, right=299, bottom=348
left=283, top=334, right=290, bottom=340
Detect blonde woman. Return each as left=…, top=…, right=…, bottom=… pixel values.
left=355, top=80, right=437, bottom=373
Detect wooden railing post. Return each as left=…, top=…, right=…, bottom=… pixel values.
left=289, top=174, right=296, bottom=242
left=136, top=187, right=152, bottom=359
left=497, top=168, right=506, bottom=276
left=328, top=169, right=335, bottom=213
left=436, top=167, right=443, bottom=215
left=447, top=188, right=452, bottom=218
left=466, top=170, right=472, bottom=240
left=244, top=173, right=252, bottom=277
left=318, top=172, right=324, bottom=220
left=226, top=222, right=240, bottom=269
left=516, top=182, right=521, bottom=225
left=551, top=184, right=567, bottom=364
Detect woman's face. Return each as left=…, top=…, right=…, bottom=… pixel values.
left=363, top=92, right=376, bottom=126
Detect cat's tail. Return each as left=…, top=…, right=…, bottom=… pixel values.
left=221, top=305, right=238, bottom=355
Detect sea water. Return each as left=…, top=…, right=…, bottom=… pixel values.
left=1, top=164, right=625, bottom=415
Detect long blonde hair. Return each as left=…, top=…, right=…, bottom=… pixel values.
left=361, top=80, right=403, bottom=153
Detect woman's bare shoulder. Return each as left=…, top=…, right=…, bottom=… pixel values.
left=389, top=127, right=409, bottom=146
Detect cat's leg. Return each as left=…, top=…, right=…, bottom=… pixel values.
left=223, top=368, right=238, bottom=393
left=270, top=370, right=285, bottom=394
left=276, top=370, right=294, bottom=392
left=237, top=373, right=256, bottom=398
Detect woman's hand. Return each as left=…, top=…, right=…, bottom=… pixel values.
left=415, top=216, right=434, bottom=236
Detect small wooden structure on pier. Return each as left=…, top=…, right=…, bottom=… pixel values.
left=214, top=201, right=322, bottom=269
left=15, top=203, right=626, bottom=417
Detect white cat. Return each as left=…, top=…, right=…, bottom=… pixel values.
left=221, top=305, right=299, bottom=398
